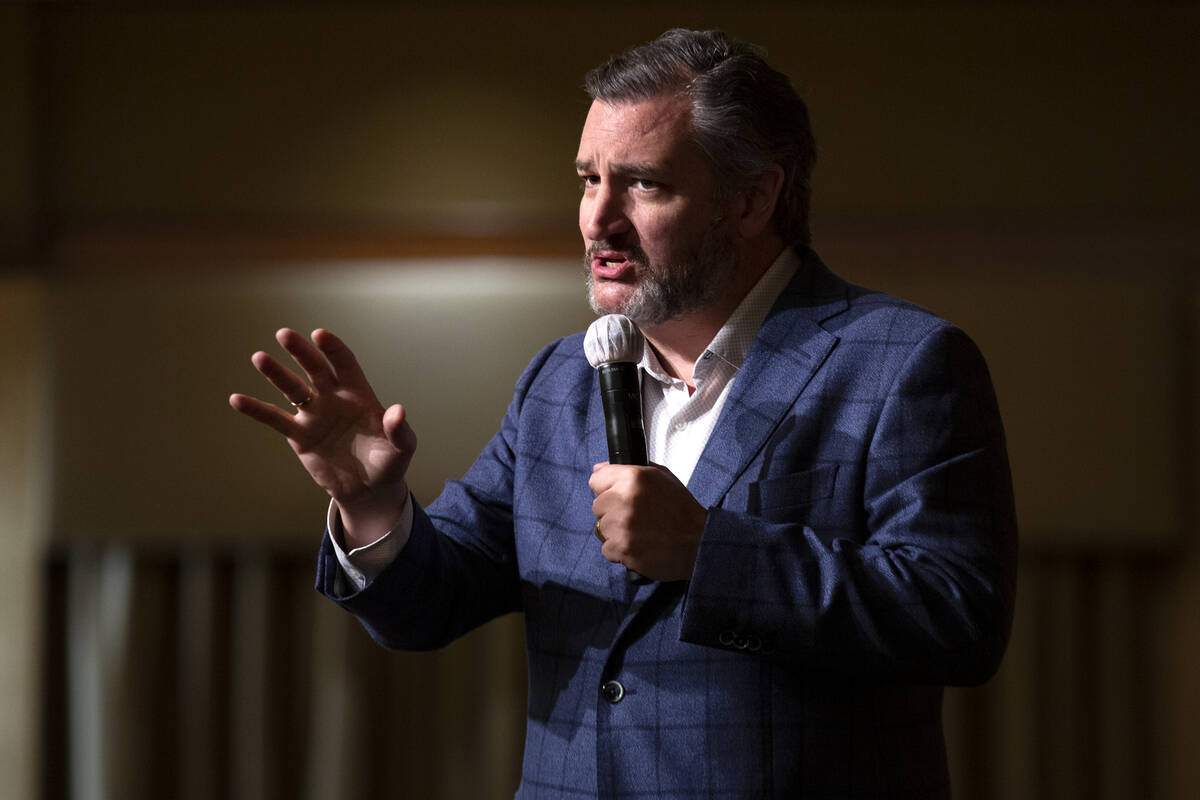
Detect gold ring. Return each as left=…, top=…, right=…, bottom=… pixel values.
left=594, top=520, right=606, bottom=543
left=291, top=393, right=314, bottom=409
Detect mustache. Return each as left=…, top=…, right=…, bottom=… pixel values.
left=585, top=240, right=649, bottom=265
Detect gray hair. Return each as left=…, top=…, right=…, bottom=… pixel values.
left=584, top=29, right=817, bottom=248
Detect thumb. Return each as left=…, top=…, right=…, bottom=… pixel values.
left=382, top=403, right=418, bottom=455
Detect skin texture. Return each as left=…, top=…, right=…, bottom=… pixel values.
left=577, top=95, right=734, bottom=331
left=232, top=92, right=786, bottom=579
left=576, top=94, right=785, bottom=384
left=228, top=327, right=415, bottom=550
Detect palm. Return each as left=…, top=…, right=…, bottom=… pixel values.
left=230, top=328, right=416, bottom=526
left=289, top=388, right=403, bottom=500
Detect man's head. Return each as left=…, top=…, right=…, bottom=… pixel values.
left=576, top=29, right=815, bottom=328
left=585, top=29, right=816, bottom=250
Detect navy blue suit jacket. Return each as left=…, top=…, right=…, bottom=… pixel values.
left=317, top=250, right=1018, bottom=798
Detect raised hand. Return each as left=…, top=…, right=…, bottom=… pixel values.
left=229, top=328, right=417, bottom=548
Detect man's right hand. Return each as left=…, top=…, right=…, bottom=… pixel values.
left=229, top=328, right=417, bottom=549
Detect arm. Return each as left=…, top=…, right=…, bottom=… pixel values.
left=315, top=339, right=572, bottom=650
left=234, top=327, right=540, bottom=650
left=680, top=325, right=1017, bottom=685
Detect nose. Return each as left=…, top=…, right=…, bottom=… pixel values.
left=580, top=184, right=631, bottom=241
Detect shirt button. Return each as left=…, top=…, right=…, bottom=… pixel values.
left=600, top=679, right=625, bottom=704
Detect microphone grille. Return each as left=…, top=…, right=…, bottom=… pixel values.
left=584, top=314, right=645, bottom=367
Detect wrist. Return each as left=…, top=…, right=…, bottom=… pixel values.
left=336, top=482, right=410, bottom=550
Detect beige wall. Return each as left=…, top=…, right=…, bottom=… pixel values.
left=0, top=280, right=44, bottom=800
left=44, top=260, right=595, bottom=544
left=3, top=4, right=1199, bottom=799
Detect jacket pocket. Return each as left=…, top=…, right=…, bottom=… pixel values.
left=730, top=463, right=839, bottom=514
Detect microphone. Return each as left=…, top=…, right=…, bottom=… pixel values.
left=585, top=314, right=648, bottom=466
left=585, top=314, right=651, bottom=584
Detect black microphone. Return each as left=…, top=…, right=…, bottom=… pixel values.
left=585, top=314, right=648, bottom=466
left=585, top=314, right=651, bottom=584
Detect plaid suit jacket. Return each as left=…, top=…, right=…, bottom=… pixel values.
left=317, top=249, right=1018, bottom=798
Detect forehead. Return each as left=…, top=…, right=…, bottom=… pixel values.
left=576, top=94, right=703, bottom=170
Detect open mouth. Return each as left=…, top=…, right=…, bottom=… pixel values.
left=592, top=255, right=632, bottom=279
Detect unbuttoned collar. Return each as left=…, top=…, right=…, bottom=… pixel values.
left=638, top=247, right=802, bottom=388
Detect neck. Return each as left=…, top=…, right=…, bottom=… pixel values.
left=642, top=239, right=785, bottom=388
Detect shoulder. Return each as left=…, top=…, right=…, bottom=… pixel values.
left=512, top=331, right=594, bottom=406
left=778, top=250, right=993, bottom=387
left=794, top=249, right=970, bottom=351
left=840, top=286, right=957, bottom=349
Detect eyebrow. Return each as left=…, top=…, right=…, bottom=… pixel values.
left=574, top=159, right=666, bottom=177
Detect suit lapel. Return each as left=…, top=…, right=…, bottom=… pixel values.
left=687, top=251, right=849, bottom=510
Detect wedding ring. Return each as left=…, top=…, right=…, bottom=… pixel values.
left=291, top=393, right=314, bottom=409
left=594, top=521, right=606, bottom=543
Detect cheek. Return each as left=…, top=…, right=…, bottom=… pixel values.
left=578, top=197, right=590, bottom=234
left=650, top=204, right=711, bottom=247
left=633, top=209, right=682, bottom=255
left=645, top=225, right=696, bottom=266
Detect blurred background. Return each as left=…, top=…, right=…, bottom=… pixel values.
left=2, top=2, right=1197, bottom=798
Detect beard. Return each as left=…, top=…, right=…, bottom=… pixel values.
left=583, top=217, right=736, bottom=327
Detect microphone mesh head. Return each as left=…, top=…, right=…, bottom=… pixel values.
left=584, top=314, right=645, bottom=367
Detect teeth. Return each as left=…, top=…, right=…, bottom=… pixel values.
left=602, top=259, right=621, bottom=267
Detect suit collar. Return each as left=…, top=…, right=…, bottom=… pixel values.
left=686, top=248, right=848, bottom=509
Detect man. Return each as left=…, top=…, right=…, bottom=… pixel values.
left=231, top=29, right=1017, bottom=799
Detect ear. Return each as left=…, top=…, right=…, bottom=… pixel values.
left=736, top=164, right=785, bottom=239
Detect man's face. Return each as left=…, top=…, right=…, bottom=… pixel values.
left=576, top=95, right=736, bottom=327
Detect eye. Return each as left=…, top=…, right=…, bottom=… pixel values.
left=633, top=178, right=661, bottom=191
left=578, top=174, right=600, bottom=190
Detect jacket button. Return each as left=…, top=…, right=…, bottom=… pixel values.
left=718, top=630, right=736, bottom=646
left=600, top=679, right=625, bottom=704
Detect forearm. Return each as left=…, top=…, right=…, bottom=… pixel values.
left=681, top=490, right=1016, bottom=685
left=318, top=497, right=522, bottom=650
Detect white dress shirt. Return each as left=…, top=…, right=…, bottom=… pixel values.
left=331, top=248, right=800, bottom=591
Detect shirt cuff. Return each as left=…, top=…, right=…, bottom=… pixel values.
left=326, top=496, right=414, bottom=592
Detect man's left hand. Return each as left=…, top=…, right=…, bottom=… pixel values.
left=589, top=462, right=707, bottom=582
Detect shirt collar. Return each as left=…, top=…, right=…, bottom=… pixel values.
left=639, top=247, right=801, bottom=386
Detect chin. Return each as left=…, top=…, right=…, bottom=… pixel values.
left=587, top=279, right=637, bottom=316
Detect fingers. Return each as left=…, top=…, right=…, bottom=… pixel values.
left=251, top=350, right=314, bottom=406
left=275, top=328, right=338, bottom=393
left=312, top=328, right=372, bottom=390
left=228, top=392, right=302, bottom=438
left=590, top=473, right=627, bottom=529
left=588, top=462, right=619, bottom=495
left=382, top=404, right=418, bottom=455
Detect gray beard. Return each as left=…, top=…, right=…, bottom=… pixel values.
left=584, top=222, right=736, bottom=327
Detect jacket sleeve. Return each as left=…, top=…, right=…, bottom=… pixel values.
left=679, top=324, right=1018, bottom=686
left=313, top=339, right=568, bottom=651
